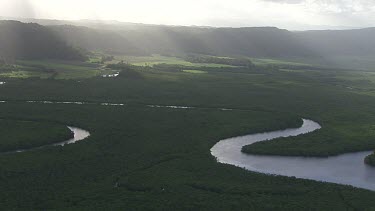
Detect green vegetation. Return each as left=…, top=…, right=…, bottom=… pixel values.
left=242, top=124, right=375, bottom=157
left=185, top=54, right=254, bottom=68
left=0, top=103, right=375, bottom=210
left=115, top=54, right=236, bottom=68
left=0, top=21, right=86, bottom=61
left=3, top=18, right=375, bottom=209
left=251, top=57, right=311, bottom=67
left=365, top=153, right=375, bottom=166
left=1, top=54, right=375, bottom=209
left=0, top=60, right=116, bottom=79
left=0, top=70, right=51, bottom=79
left=107, top=63, right=144, bottom=79
left=182, top=69, right=207, bottom=74
left=50, top=23, right=375, bottom=70
left=0, top=119, right=73, bottom=152
left=50, top=25, right=317, bottom=58
left=88, top=52, right=115, bottom=64
left=6, top=19, right=375, bottom=70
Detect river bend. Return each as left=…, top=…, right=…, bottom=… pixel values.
left=211, top=119, right=375, bottom=191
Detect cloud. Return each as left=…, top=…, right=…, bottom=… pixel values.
left=1, top=0, right=374, bottom=30
left=262, top=0, right=375, bottom=13
left=0, top=0, right=35, bottom=18
left=261, top=0, right=304, bottom=4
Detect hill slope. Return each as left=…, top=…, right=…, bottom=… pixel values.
left=49, top=25, right=145, bottom=55
left=49, top=25, right=316, bottom=58
left=0, top=21, right=86, bottom=60
left=296, top=28, right=375, bottom=56
left=49, top=23, right=375, bottom=60
left=4, top=19, right=375, bottom=63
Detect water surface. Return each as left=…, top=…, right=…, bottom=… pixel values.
left=211, top=119, right=375, bottom=191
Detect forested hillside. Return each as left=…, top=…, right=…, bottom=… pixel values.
left=49, top=25, right=145, bottom=56
left=49, top=25, right=316, bottom=58
left=48, top=22, right=375, bottom=60
left=0, top=20, right=375, bottom=59
left=0, top=21, right=86, bottom=60
left=4, top=18, right=375, bottom=64
left=295, top=28, right=375, bottom=56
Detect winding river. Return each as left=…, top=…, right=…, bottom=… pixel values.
left=211, top=119, right=375, bottom=191
left=9, top=126, right=90, bottom=154
left=4, top=112, right=375, bottom=190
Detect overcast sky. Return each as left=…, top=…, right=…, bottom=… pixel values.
left=0, top=0, right=374, bottom=30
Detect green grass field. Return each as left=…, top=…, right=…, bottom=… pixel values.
left=0, top=60, right=116, bottom=80
left=0, top=70, right=52, bottom=79
left=113, top=54, right=236, bottom=68
left=0, top=56, right=226, bottom=79
left=250, top=57, right=311, bottom=67
left=182, top=69, right=207, bottom=74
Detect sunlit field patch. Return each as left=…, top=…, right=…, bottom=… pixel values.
left=115, top=54, right=236, bottom=68
left=182, top=69, right=207, bottom=74
left=0, top=70, right=52, bottom=79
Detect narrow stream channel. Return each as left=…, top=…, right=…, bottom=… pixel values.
left=7, top=126, right=90, bottom=154
left=211, top=119, right=375, bottom=191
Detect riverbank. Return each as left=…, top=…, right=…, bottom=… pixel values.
left=212, top=119, right=375, bottom=191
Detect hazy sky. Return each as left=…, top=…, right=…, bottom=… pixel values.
left=0, top=0, right=374, bottom=30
